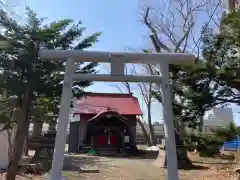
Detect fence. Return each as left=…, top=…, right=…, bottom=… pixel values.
left=223, top=139, right=240, bottom=151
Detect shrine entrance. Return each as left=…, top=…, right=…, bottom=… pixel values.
left=86, top=111, right=134, bottom=155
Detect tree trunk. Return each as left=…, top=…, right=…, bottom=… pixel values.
left=48, top=121, right=56, bottom=133
left=137, top=119, right=152, bottom=146
left=23, top=133, right=29, bottom=156
left=32, top=121, right=43, bottom=137
left=155, top=130, right=193, bottom=169
left=6, top=88, right=33, bottom=180
left=147, top=104, right=156, bottom=145
left=149, top=123, right=156, bottom=145
left=173, top=121, right=192, bottom=168
left=199, top=116, right=204, bottom=133
left=23, top=123, right=30, bottom=156
left=6, top=129, right=14, bottom=163
left=174, top=128, right=192, bottom=168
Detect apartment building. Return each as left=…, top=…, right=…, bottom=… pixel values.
left=203, top=108, right=234, bottom=133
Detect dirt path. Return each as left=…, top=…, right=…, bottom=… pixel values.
left=61, top=154, right=239, bottom=180
left=63, top=155, right=166, bottom=180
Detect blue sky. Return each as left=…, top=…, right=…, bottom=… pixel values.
left=13, top=0, right=240, bottom=124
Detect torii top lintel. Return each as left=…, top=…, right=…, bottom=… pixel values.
left=39, top=49, right=195, bottom=65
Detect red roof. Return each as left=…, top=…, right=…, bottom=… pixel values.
left=74, top=92, right=143, bottom=115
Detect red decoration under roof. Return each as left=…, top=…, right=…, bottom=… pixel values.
left=74, top=92, right=143, bottom=115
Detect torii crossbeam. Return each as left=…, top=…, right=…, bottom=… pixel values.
left=39, top=50, right=195, bottom=180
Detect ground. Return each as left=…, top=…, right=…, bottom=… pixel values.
left=1, top=150, right=240, bottom=180
left=63, top=154, right=163, bottom=180
left=61, top=153, right=239, bottom=180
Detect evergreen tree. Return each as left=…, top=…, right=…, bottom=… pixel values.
left=0, top=7, right=100, bottom=180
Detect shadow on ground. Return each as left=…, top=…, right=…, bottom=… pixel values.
left=192, top=160, right=234, bottom=165
left=191, top=153, right=236, bottom=166
left=180, top=164, right=209, bottom=170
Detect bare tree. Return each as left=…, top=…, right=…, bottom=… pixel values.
left=138, top=0, right=226, bottom=167
left=136, top=116, right=152, bottom=146
left=131, top=64, right=157, bottom=145
left=115, top=82, right=153, bottom=146
left=142, top=0, right=226, bottom=131
left=141, top=0, right=226, bottom=53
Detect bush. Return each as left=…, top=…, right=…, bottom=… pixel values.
left=184, top=133, right=198, bottom=152
left=185, top=133, right=224, bottom=157
left=198, top=135, right=222, bottom=157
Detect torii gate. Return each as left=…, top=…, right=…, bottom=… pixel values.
left=39, top=50, right=195, bottom=180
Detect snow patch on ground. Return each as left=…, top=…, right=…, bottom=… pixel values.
left=145, top=146, right=160, bottom=151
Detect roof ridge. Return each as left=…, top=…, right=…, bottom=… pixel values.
left=80, top=92, right=135, bottom=98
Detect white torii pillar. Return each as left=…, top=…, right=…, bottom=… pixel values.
left=39, top=50, right=195, bottom=180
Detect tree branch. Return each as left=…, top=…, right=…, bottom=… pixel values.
left=144, top=7, right=172, bottom=53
